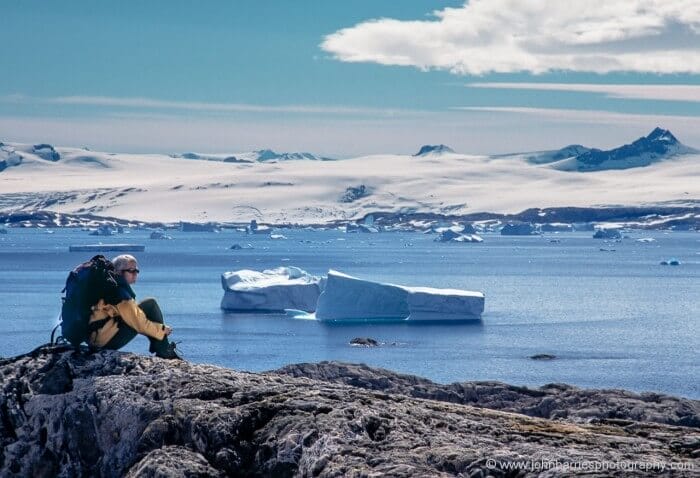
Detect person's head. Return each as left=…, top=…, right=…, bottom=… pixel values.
left=112, top=254, right=140, bottom=284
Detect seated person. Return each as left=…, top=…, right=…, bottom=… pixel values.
left=87, top=254, right=181, bottom=359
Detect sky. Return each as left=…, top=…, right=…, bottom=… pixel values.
left=1, top=0, right=699, bottom=156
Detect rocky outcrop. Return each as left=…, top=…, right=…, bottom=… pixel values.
left=277, top=362, right=700, bottom=429
left=414, top=144, right=455, bottom=156
left=1, top=347, right=699, bottom=477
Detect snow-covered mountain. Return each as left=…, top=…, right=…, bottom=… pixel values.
left=0, top=132, right=698, bottom=225
left=414, top=144, right=455, bottom=156
left=175, top=149, right=334, bottom=163
left=528, top=128, right=697, bottom=171
left=525, top=144, right=591, bottom=165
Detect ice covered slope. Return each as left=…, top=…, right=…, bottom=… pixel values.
left=527, top=128, right=698, bottom=171
left=1, top=129, right=699, bottom=224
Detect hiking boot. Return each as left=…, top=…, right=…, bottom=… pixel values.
left=155, top=342, right=183, bottom=360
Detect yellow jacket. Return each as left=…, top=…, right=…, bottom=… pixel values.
left=88, top=298, right=167, bottom=347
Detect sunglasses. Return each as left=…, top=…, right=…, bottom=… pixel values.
left=122, top=268, right=140, bottom=274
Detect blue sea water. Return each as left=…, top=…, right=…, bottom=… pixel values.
left=0, top=228, right=698, bottom=398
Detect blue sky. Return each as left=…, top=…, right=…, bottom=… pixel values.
left=1, top=0, right=699, bottom=155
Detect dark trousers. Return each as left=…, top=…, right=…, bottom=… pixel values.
left=104, top=298, right=171, bottom=355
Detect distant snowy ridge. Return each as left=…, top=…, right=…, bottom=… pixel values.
left=527, top=128, right=697, bottom=172
left=0, top=145, right=23, bottom=172
left=0, top=142, right=116, bottom=171
left=175, top=149, right=335, bottom=163
left=1, top=131, right=698, bottom=225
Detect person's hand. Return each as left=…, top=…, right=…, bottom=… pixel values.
left=164, top=326, right=173, bottom=336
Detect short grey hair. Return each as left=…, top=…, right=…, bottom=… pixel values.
left=112, top=254, right=138, bottom=272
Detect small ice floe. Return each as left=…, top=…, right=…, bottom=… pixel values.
left=180, top=222, right=220, bottom=232
left=69, top=244, right=145, bottom=252
left=345, top=223, right=379, bottom=233
left=660, top=259, right=681, bottom=266
left=540, top=223, right=573, bottom=232
left=149, top=230, right=172, bottom=240
left=229, top=243, right=253, bottom=250
left=246, top=219, right=271, bottom=234
left=270, top=234, right=287, bottom=240
left=530, top=354, right=556, bottom=360
left=220, top=266, right=324, bottom=312
left=435, top=229, right=483, bottom=243
left=500, top=222, right=538, bottom=235
left=636, top=237, right=656, bottom=243
left=593, top=228, right=622, bottom=239
left=89, top=225, right=115, bottom=236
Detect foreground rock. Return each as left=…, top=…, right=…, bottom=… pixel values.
left=277, top=362, right=700, bottom=429
left=1, top=347, right=698, bottom=477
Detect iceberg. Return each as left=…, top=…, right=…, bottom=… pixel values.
left=406, top=286, right=485, bottom=321
left=501, top=223, right=538, bottom=235
left=315, top=271, right=410, bottom=320
left=435, top=229, right=483, bottom=243
left=223, top=268, right=485, bottom=321
left=593, top=228, right=622, bottom=239
left=220, top=266, right=323, bottom=312
left=150, top=230, right=172, bottom=240
left=314, top=270, right=484, bottom=321
left=89, top=225, right=115, bottom=236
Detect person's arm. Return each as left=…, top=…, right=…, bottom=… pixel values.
left=115, top=299, right=168, bottom=340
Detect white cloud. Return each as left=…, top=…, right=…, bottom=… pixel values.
left=454, top=105, right=700, bottom=131
left=322, top=0, right=700, bottom=74
left=0, top=94, right=425, bottom=117
left=47, top=95, right=422, bottom=116
left=467, top=83, right=700, bottom=102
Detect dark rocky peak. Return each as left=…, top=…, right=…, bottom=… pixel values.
left=414, top=144, right=455, bottom=156
left=551, top=144, right=590, bottom=160
left=255, top=149, right=280, bottom=161
left=32, top=143, right=60, bottom=162
left=646, top=127, right=678, bottom=143
left=566, top=127, right=696, bottom=171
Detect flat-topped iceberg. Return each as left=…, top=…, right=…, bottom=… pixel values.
left=405, top=286, right=485, bottom=321
left=222, top=268, right=485, bottom=320
left=315, top=271, right=410, bottom=320
left=221, top=266, right=323, bottom=312
left=314, top=270, right=484, bottom=321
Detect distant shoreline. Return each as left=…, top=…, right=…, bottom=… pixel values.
left=1, top=204, right=698, bottom=231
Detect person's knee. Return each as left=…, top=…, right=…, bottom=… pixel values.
left=140, top=297, right=158, bottom=308
left=139, top=297, right=164, bottom=323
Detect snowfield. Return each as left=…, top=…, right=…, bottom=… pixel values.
left=1, top=134, right=698, bottom=225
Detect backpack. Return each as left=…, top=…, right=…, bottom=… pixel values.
left=60, top=255, right=121, bottom=346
